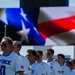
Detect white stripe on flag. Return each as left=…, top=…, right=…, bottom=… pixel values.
left=0, top=9, right=8, bottom=25
left=45, top=29, right=75, bottom=45
left=38, top=6, right=75, bottom=45
left=38, top=6, right=75, bottom=24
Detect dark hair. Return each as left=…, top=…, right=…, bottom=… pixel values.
left=27, top=49, right=37, bottom=56
left=47, top=48, right=54, bottom=54
left=66, top=61, right=73, bottom=66
left=70, top=59, right=75, bottom=65
left=57, top=54, right=65, bottom=59
left=37, top=50, right=43, bottom=55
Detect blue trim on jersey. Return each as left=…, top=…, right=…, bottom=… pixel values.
left=18, top=53, right=20, bottom=55
left=3, top=51, right=12, bottom=56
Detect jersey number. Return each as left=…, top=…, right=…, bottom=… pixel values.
left=0, top=65, right=6, bottom=75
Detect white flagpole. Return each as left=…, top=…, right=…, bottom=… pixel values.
left=4, top=25, right=7, bottom=36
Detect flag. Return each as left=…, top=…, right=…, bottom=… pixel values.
left=0, top=7, right=75, bottom=45
left=0, top=8, right=45, bottom=45
left=38, top=6, right=75, bottom=45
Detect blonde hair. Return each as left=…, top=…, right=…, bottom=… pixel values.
left=13, top=41, right=22, bottom=49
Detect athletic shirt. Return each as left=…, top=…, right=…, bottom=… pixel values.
left=61, top=65, right=71, bottom=75
left=19, top=54, right=31, bottom=75
left=40, top=61, right=52, bottom=75
left=71, top=70, right=75, bottom=75
left=30, top=62, right=45, bottom=75
left=72, top=68, right=75, bottom=72
left=0, top=52, right=24, bottom=75
left=44, top=60, right=62, bottom=75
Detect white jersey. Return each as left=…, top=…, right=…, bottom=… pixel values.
left=44, top=60, right=62, bottom=75
left=61, top=65, right=71, bottom=75
left=19, top=54, right=30, bottom=75
left=72, top=68, right=75, bottom=72
left=30, top=62, right=45, bottom=75
left=0, top=52, right=24, bottom=75
left=71, top=70, right=75, bottom=75
left=40, top=61, right=52, bottom=75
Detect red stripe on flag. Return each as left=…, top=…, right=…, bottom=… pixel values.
left=38, top=15, right=75, bottom=39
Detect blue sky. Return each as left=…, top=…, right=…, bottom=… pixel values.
left=69, top=0, right=75, bottom=6
left=0, top=0, right=20, bottom=8
left=20, top=46, right=74, bottom=59
left=0, top=0, right=75, bottom=8
left=20, top=46, right=33, bottom=56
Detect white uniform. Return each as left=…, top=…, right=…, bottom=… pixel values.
left=71, top=70, right=75, bottom=75
left=61, top=65, right=71, bottom=75
left=0, top=52, right=24, bottom=75
left=30, top=62, right=45, bottom=75
left=40, top=62, right=52, bottom=75
left=19, top=54, right=30, bottom=75
left=72, top=68, right=75, bottom=72
left=44, top=60, right=62, bottom=75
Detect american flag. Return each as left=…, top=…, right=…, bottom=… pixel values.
left=38, top=6, right=75, bottom=45
left=0, top=7, right=75, bottom=45
left=0, top=8, right=45, bottom=45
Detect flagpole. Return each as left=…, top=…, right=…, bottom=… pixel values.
left=4, top=25, right=7, bottom=36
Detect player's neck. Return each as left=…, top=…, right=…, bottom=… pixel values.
left=59, top=62, right=64, bottom=66
left=3, top=49, right=12, bottom=55
left=37, top=59, right=42, bottom=63
left=47, top=58, right=53, bottom=62
left=30, top=61, right=35, bottom=65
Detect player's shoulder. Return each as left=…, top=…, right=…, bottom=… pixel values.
left=71, top=71, right=75, bottom=75
left=11, top=52, right=21, bottom=59
left=41, top=61, right=46, bottom=64
left=36, top=63, right=43, bottom=69
left=52, top=60, right=60, bottom=66
left=51, top=60, right=57, bottom=64
left=72, top=68, right=75, bottom=72
left=19, top=54, right=25, bottom=58
left=62, top=65, right=70, bottom=70
left=20, top=54, right=29, bottom=61
left=11, top=52, right=18, bottom=56
left=31, top=62, right=39, bottom=68
left=41, top=61, right=48, bottom=66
